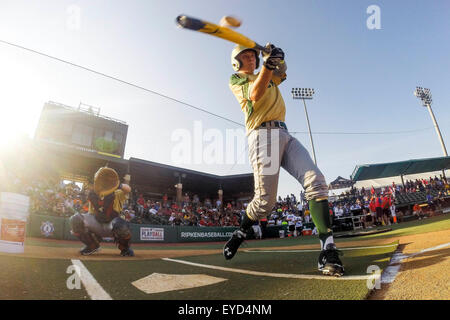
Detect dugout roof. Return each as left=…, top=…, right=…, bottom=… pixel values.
left=329, top=176, right=354, bottom=190
left=351, top=156, right=450, bottom=181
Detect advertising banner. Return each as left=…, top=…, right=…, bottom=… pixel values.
left=140, top=227, right=165, bottom=241
left=177, top=226, right=237, bottom=242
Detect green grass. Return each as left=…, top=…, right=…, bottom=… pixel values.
left=78, top=240, right=398, bottom=300
left=353, top=214, right=450, bottom=239
left=176, top=245, right=395, bottom=275
left=0, top=240, right=397, bottom=300
left=83, top=259, right=373, bottom=300
left=25, top=238, right=82, bottom=248
left=0, top=255, right=89, bottom=300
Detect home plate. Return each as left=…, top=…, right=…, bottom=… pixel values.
left=132, top=273, right=227, bottom=294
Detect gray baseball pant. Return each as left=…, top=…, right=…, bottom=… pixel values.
left=81, top=213, right=115, bottom=238
left=246, top=124, right=329, bottom=221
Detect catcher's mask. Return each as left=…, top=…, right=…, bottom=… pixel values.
left=94, top=167, right=120, bottom=197
left=231, top=45, right=260, bottom=72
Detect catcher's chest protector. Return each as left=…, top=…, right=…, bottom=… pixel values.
left=88, top=191, right=119, bottom=223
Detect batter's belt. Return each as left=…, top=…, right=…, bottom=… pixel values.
left=259, top=120, right=287, bottom=130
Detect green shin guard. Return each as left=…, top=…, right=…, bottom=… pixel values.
left=308, top=199, right=334, bottom=249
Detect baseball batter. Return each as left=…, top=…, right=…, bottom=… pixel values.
left=223, top=44, right=344, bottom=276
left=69, top=167, right=134, bottom=257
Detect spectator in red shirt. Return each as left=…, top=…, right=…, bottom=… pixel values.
left=207, top=218, right=215, bottom=227
left=413, top=203, right=425, bottom=220
left=381, top=195, right=391, bottom=226
left=136, top=194, right=145, bottom=217
left=137, top=194, right=144, bottom=206
left=369, top=197, right=377, bottom=218
left=374, top=196, right=383, bottom=225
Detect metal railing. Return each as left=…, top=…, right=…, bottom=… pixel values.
left=47, top=101, right=127, bottom=125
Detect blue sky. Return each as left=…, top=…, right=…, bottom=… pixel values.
left=1, top=0, right=449, bottom=197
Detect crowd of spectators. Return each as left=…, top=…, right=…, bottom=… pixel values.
left=124, top=190, right=243, bottom=227
left=4, top=173, right=90, bottom=218
left=335, top=175, right=449, bottom=201
left=328, top=175, right=450, bottom=227
left=3, top=170, right=449, bottom=231
left=3, top=170, right=310, bottom=230
left=123, top=192, right=320, bottom=239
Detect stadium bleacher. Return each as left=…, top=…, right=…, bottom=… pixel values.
left=394, top=189, right=443, bottom=206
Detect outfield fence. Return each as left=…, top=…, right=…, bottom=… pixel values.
left=26, top=214, right=290, bottom=243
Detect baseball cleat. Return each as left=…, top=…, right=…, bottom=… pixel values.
left=318, top=243, right=344, bottom=277
left=80, top=245, right=101, bottom=256
left=120, top=248, right=134, bottom=257
left=223, top=229, right=246, bottom=260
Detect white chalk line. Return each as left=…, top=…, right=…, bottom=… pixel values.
left=162, top=257, right=373, bottom=281
left=381, top=242, right=450, bottom=284
left=70, top=259, right=113, bottom=300
left=243, top=243, right=399, bottom=253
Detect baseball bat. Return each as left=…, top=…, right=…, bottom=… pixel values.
left=176, top=15, right=270, bottom=54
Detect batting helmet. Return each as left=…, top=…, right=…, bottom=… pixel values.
left=231, top=45, right=260, bottom=72
left=94, top=166, right=120, bottom=197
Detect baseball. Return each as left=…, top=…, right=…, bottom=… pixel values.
left=220, top=15, right=242, bottom=28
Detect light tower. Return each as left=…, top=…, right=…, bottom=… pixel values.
left=292, top=88, right=317, bottom=165
left=414, top=87, right=448, bottom=156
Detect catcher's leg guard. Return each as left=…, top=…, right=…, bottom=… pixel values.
left=111, top=217, right=133, bottom=256
left=69, top=213, right=100, bottom=255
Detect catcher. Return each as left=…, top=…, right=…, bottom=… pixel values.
left=69, top=167, right=134, bottom=256
left=224, top=44, right=344, bottom=276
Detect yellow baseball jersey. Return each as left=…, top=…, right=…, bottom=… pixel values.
left=88, top=189, right=128, bottom=218
left=229, top=72, right=286, bottom=132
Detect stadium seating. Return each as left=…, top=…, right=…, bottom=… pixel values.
left=394, top=190, right=443, bottom=207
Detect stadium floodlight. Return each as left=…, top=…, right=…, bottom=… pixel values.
left=414, top=87, right=433, bottom=106
left=292, top=88, right=317, bottom=165
left=414, top=87, right=448, bottom=156
left=292, top=88, right=315, bottom=100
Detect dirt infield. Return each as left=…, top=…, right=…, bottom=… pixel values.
left=0, top=236, right=399, bottom=261
left=0, top=241, right=221, bottom=261
left=368, top=228, right=450, bottom=300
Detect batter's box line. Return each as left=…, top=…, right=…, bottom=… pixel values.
left=381, top=241, right=450, bottom=284
left=162, top=257, right=375, bottom=281
left=71, top=259, right=113, bottom=300
left=242, top=242, right=399, bottom=253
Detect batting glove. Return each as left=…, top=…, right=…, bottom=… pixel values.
left=262, top=43, right=285, bottom=71
left=273, top=60, right=287, bottom=77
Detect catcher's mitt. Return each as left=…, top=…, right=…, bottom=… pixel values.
left=94, top=167, right=120, bottom=197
